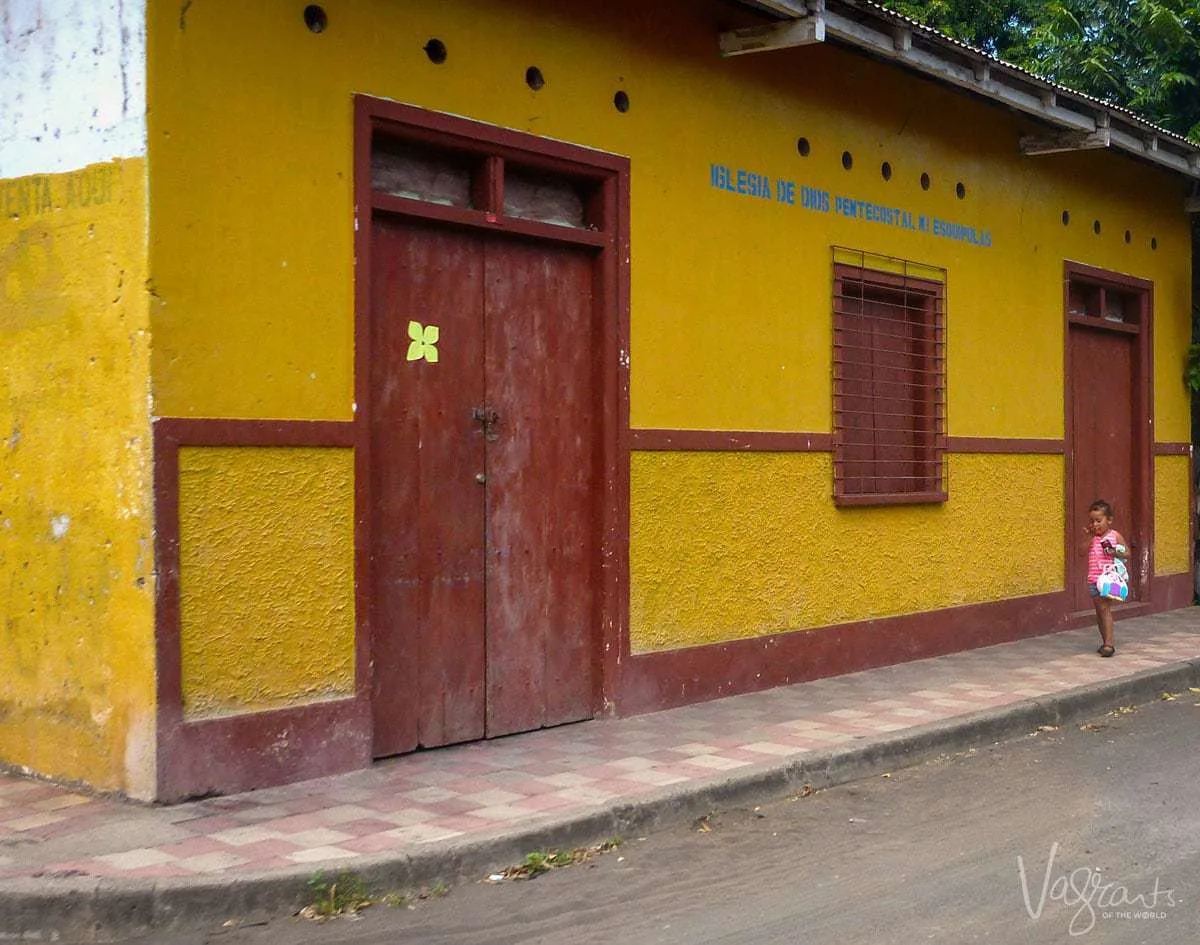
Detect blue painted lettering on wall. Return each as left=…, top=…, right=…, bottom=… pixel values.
left=709, top=162, right=992, bottom=248
left=710, top=163, right=773, bottom=200
left=801, top=185, right=830, bottom=212
left=834, top=196, right=917, bottom=231
left=931, top=217, right=992, bottom=247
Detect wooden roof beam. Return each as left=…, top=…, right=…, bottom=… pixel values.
left=1020, top=129, right=1111, bottom=156
left=734, top=0, right=813, bottom=16
left=719, top=12, right=826, bottom=57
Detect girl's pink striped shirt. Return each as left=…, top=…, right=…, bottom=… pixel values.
left=1087, top=529, right=1120, bottom=584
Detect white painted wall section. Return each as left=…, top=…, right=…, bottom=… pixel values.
left=0, top=0, right=146, bottom=178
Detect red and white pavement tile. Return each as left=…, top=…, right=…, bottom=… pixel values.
left=2, top=611, right=1198, bottom=881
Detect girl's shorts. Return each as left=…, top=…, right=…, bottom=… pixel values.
left=1088, top=583, right=1100, bottom=598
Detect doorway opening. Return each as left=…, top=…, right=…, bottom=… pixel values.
left=354, top=99, right=628, bottom=758
left=1063, top=262, right=1153, bottom=616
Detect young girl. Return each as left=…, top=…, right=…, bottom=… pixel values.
left=1084, top=499, right=1128, bottom=657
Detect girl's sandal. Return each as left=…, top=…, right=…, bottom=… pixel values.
left=1098, top=645, right=1115, bottom=658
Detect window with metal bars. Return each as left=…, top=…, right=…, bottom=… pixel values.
left=832, top=253, right=947, bottom=505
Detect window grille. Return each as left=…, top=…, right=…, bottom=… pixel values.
left=832, top=249, right=947, bottom=505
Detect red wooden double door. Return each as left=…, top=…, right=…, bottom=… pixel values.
left=369, top=218, right=601, bottom=757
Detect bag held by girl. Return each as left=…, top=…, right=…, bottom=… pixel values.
left=1096, top=559, right=1128, bottom=602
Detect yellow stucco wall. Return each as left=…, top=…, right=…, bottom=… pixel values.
left=178, top=447, right=355, bottom=717
left=146, top=0, right=1191, bottom=432
left=630, top=452, right=1063, bottom=651
left=0, top=160, right=156, bottom=797
left=144, top=0, right=1194, bottom=660
left=1155, top=454, right=1192, bottom=576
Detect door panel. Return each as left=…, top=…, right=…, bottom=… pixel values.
left=370, top=220, right=487, bottom=756
left=369, top=220, right=599, bottom=755
left=484, top=238, right=598, bottom=736
left=1068, top=325, right=1136, bottom=611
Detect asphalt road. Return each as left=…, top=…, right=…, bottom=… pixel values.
left=148, top=694, right=1200, bottom=945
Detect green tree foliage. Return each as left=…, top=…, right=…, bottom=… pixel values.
left=885, top=0, right=1200, bottom=140
left=885, top=0, right=1041, bottom=56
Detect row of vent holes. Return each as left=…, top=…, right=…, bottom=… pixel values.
left=1061, top=211, right=1158, bottom=249
left=798, top=138, right=967, bottom=198
left=462, top=55, right=630, bottom=112
left=301, top=9, right=631, bottom=112
left=306, top=3, right=1159, bottom=248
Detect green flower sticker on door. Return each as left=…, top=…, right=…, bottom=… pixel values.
left=406, top=320, right=439, bottom=363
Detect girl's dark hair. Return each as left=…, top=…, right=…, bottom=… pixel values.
left=1089, top=499, right=1114, bottom=518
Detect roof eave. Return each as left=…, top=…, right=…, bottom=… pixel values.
left=728, top=0, right=1200, bottom=187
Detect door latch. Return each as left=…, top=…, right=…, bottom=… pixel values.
left=472, top=406, right=501, bottom=441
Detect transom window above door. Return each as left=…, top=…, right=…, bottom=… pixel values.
left=367, top=121, right=611, bottom=241
left=1066, top=267, right=1146, bottom=334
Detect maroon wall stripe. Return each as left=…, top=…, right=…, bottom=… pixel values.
left=152, top=415, right=366, bottom=801
left=631, top=429, right=834, bottom=451
left=632, top=434, right=1191, bottom=458
left=152, top=422, right=183, bottom=745
left=947, top=436, right=1064, bottom=454
left=616, top=576, right=1194, bottom=717
left=159, top=700, right=372, bottom=803
left=619, top=592, right=1066, bottom=716
left=606, top=165, right=634, bottom=711
left=631, top=430, right=1071, bottom=455
left=154, top=417, right=355, bottom=448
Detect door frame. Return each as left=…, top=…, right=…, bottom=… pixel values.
left=352, top=96, right=631, bottom=737
left=1062, top=260, right=1154, bottom=614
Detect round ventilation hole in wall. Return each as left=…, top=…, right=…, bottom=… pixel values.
left=303, top=5, right=327, bottom=33
left=424, top=39, right=447, bottom=64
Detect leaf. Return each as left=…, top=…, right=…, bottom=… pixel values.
left=1155, top=71, right=1197, bottom=91
left=405, top=320, right=440, bottom=363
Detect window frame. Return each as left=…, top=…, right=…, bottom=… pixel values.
left=831, top=260, right=947, bottom=506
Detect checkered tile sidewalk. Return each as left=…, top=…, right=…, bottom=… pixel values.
left=3, top=610, right=1199, bottom=881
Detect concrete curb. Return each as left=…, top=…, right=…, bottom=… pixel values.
left=5, top=657, right=1198, bottom=942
